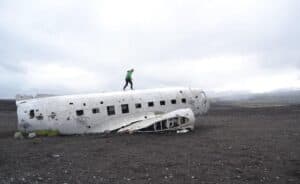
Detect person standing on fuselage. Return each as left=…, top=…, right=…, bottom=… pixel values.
left=123, top=69, right=134, bottom=90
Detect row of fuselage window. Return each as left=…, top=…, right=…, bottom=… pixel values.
left=75, top=98, right=187, bottom=117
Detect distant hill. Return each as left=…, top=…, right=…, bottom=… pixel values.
left=247, top=90, right=300, bottom=105
left=209, top=89, right=300, bottom=107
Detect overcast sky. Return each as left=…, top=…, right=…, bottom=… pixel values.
left=0, top=0, right=300, bottom=98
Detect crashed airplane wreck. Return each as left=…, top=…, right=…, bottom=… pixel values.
left=16, top=88, right=209, bottom=135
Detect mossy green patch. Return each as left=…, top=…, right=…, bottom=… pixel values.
left=47, top=130, right=60, bottom=137
left=35, top=129, right=60, bottom=136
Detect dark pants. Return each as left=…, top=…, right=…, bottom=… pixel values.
left=123, top=78, right=133, bottom=90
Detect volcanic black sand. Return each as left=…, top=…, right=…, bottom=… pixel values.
left=0, top=100, right=299, bottom=184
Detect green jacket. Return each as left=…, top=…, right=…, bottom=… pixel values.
left=126, top=70, right=133, bottom=80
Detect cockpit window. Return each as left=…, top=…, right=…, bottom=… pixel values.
left=92, top=108, right=100, bottom=114
left=121, top=104, right=129, bottom=113
left=29, top=109, right=35, bottom=119
left=76, top=110, right=84, bottom=116
left=107, top=106, right=115, bottom=115
left=148, top=102, right=154, bottom=107
left=135, top=103, right=142, bottom=108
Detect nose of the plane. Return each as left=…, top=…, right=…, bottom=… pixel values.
left=202, top=97, right=210, bottom=114
left=198, top=91, right=210, bottom=115
left=190, top=89, right=210, bottom=115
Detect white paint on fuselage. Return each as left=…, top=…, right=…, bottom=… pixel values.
left=16, top=87, right=209, bottom=134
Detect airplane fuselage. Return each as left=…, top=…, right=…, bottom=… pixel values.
left=16, top=88, right=209, bottom=134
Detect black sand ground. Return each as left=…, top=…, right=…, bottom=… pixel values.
left=0, top=100, right=299, bottom=184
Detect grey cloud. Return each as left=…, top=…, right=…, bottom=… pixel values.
left=0, top=0, right=300, bottom=97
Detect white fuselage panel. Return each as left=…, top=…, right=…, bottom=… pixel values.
left=16, top=88, right=209, bottom=134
